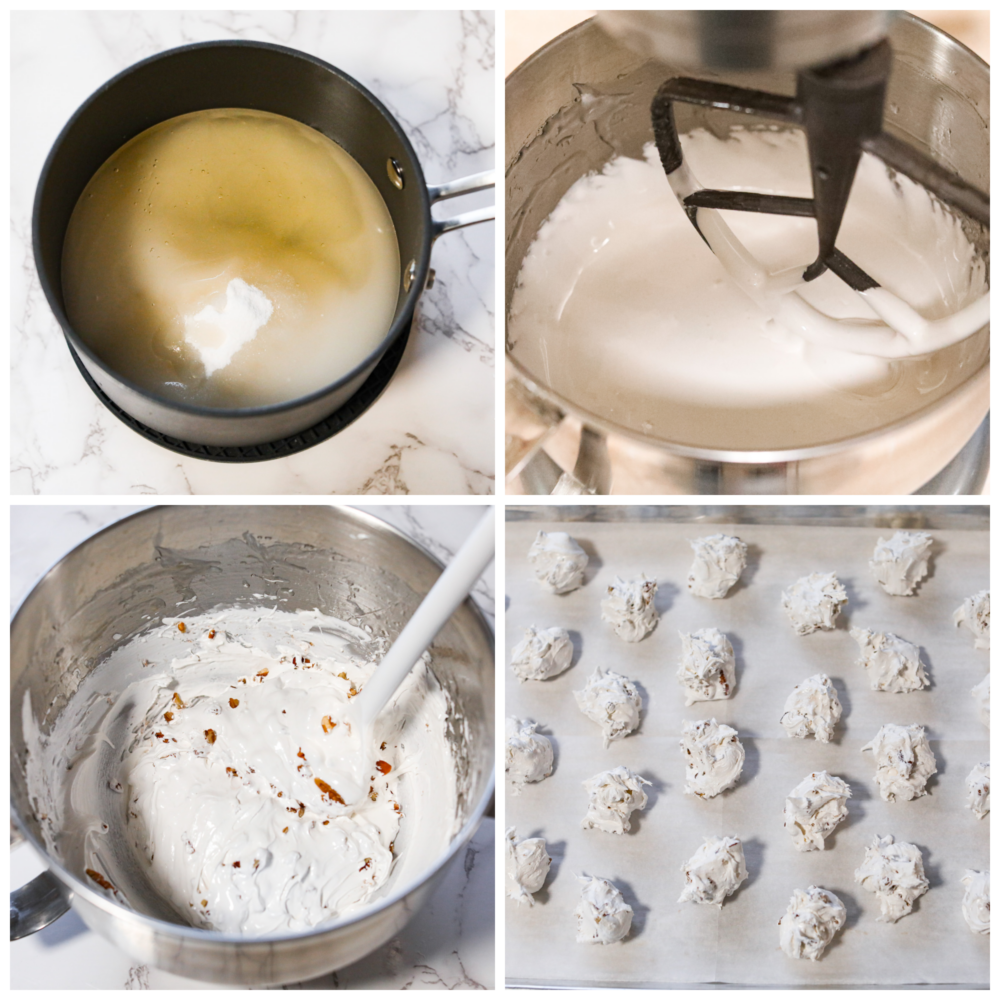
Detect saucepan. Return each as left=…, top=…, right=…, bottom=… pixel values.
left=10, top=506, right=495, bottom=984
left=34, top=41, right=494, bottom=453
left=505, top=14, right=989, bottom=495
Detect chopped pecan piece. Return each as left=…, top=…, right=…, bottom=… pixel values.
left=375, top=760, right=391, bottom=775
left=314, top=777, right=345, bottom=805
left=177, top=622, right=186, bottom=633
left=86, top=869, right=115, bottom=892
left=321, top=716, right=336, bottom=733
left=229, top=698, right=239, bottom=708
left=204, top=729, right=217, bottom=744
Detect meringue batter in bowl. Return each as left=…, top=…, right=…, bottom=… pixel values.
left=10, top=506, right=494, bottom=984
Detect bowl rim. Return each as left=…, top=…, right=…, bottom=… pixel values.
left=10, top=503, right=496, bottom=947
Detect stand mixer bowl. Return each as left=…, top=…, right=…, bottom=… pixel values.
left=505, top=13, right=989, bottom=495
left=10, top=506, right=494, bottom=985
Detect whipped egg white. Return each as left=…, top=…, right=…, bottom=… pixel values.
left=24, top=607, right=458, bottom=936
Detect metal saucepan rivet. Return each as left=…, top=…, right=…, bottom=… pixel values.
left=387, top=158, right=404, bottom=190
left=426, top=269, right=436, bottom=290
left=403, top=259, right=416, bottom=292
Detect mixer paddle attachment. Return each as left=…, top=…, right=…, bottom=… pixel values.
left=651, top=39, right=990, bottom=358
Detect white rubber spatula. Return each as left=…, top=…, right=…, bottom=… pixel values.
left=354, top=506, right=496, bottom=732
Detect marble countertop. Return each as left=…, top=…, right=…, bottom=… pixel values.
left=11, top=503, right=495, bottom=989
left=12, top=11, right=495, bottom=495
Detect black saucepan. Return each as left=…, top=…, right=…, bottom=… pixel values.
left=34, top=40, right=494, bottom=450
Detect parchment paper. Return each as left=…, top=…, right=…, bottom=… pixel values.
left=504, top=519, right=989, bottom=987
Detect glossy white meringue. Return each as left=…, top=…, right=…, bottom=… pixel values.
left=510, top=625, right=574, bottom=682
left=601, top=574, right=658, bottom=642
left=780, top=673, right=842, bottom=743
left=781, top=572, right=848, bottom=634
left=528, top=530, right=588, bottom=594
left=687, top=534, right=747, bottom=599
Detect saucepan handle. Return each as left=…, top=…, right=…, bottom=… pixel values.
left=10, top=869, right=71, bottom=939
left=428, top=170, right=495, bottom=237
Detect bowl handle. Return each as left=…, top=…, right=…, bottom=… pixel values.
left=10, top=869, right=71, bottom=939
left=428, top=170, right=495, bottom=236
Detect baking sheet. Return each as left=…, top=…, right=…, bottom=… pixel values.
left=504, top=517, right=989, bottom=988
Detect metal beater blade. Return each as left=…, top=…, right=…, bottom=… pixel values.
left=651, top=40, right=990, bottom=357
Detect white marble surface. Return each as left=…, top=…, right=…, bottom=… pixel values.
left=10, top=503, right=495, bottom=989
left=12, top=11, right=495, bottom=495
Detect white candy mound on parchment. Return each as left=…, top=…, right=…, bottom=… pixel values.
left=850, top=627, right=929, bottom=693
left=855, top=833, right=928, bottom=922
left=505, top=826, right=551, bottom=906
left=678, top=835, right=747, bottom=906
left=869, top=530, right=932, bottom=596
left=961, top=870, right=990, bottom=935
left=677, top=627, right=736, bottom=706
left=861, top=722, right=937, bottom=802
left=778, top=886, right=846, bottom=961
left=780, top=673, right=842, bottom=743
left=581, top=765, right=650, bottom=835
left=574, top=667, right=642, bottom=748
left=782, top=572, right=848, bottom=634
left=505, top=717, right=553, bottom=793
left=687, top=533, right=747, bottom=599
left=528, top=530, right=589, bottom=594
left=575, top=874, right=633, bottom=944
left=680, top=718, right=744, bottom=798
left=954, top=590, right=990, bottom=649
left=784, top=771, right=851, bottom=852
left=601, top=574, right=658, bottom=642
left=966, top=762, right=990, bottom=820
left=510, top=625, right=574, bottom=682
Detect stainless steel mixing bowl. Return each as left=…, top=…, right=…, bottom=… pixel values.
left=10, top=506, right=494, bottom=985
left=505, top=14, right=989, bottom=495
